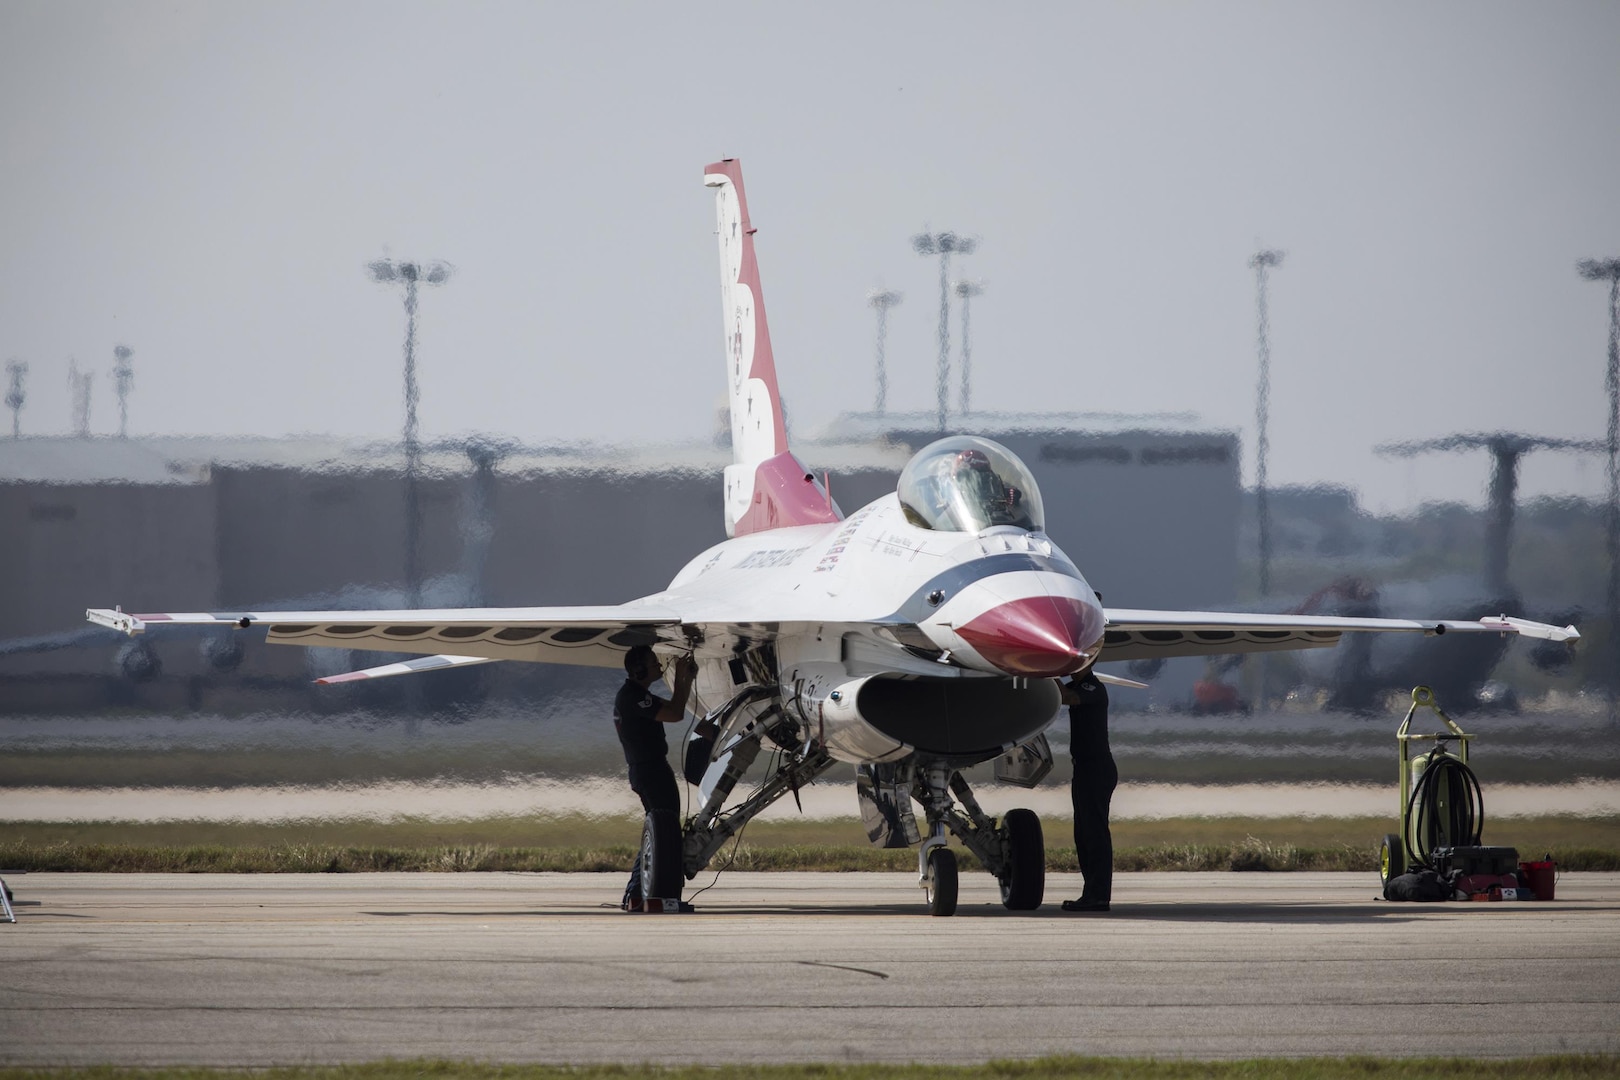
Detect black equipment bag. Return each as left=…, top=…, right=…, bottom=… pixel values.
left=1383, top=869, right=1452, bottom=902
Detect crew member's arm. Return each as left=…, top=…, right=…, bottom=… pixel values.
left=654, top=657, right=697, bottom=724
left=1056, top=678, right=1081, bottom=707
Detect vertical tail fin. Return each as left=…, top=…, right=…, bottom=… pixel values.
left=704, top=159, right=840, bottom=536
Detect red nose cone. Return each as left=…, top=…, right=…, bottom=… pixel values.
left=957, top=595, right=1098, bottom=678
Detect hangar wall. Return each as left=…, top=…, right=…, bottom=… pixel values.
left=0, top=422, right=1238, bottom=709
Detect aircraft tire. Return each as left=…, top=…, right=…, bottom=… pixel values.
left=640, top=809, right=682, bottom=903
left=1379, top=833, right=1404, bottom=886
left=925, top=847, right=958, bottom=917
left=998, top=808, right=1045, bottom=910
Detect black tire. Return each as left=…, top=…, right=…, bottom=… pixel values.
left=925, top=847, right=959, bottom=917
left=640, top=809, right=682, bottom=903
left=1380, top=832, right=1404, bottom=886
left=999, top=808, right=1045, bottom=910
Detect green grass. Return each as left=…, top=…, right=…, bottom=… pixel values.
left=3, top=814, right=1617, bottom=873
left=0, top=1055, right=1617, bottom=1079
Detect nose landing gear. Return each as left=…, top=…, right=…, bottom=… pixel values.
left=914, top=761, right=1045, bottom=915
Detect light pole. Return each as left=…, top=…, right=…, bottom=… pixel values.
left=1578, top=256, right=1620, bottom=715
left=68, top=359, right=93, bottom=438
left=868, top=289, right=903, bottom=415
left=913, top=231, right=976, bottom=432
left=369, top=258, right=453, bottom=607
left=954, top=280, right=985, bottom=417
left=4, top=360, right=25, bottom=438
left=1249, top=249, right=1285, bottom=598
left=113, top=345, right=134, bottom=439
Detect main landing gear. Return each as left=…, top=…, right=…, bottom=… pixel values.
left=679, top=687, right=839, bottom=881
left=914, top=762, right=1045, bottom=916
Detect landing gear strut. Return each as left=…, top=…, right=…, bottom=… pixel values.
left=914, top=761, right=1045, bottom=915
left=679, top=687, right=838, bottom=879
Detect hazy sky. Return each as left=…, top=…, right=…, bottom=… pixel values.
left=3, top=1, right=1617, bottom=513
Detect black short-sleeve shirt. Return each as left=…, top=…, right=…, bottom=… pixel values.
left=1067, top=674, right=1111, bottom=759
left=614, top=678, right=668, bottom=765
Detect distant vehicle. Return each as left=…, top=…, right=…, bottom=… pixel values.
left=88, top=159, right=1579, bottom=914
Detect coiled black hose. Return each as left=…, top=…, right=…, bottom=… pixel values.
left=1405, top=747, right=1484, bottom=871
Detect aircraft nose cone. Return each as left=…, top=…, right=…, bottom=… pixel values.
left=956, top=595, right=1100, bottom=678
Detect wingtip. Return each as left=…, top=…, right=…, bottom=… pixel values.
left=86, top=608, right=144, bottom=635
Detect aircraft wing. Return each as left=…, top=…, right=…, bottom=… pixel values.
left=86, top=605, right=685, bottom=670
left=1098, top=608, right=1579, bottom=663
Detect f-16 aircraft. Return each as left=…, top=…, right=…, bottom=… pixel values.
left=88, top=159, right=1579, bottom=915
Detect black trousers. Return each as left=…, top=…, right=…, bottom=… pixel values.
left=1071, top=755, right=1118, bottom=903
left=624, top=757, right=681, bottom=901
left=628, top=757, right=680, bottom=815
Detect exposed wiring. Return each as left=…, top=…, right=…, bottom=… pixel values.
left=686, top=744, right=781, bottom=903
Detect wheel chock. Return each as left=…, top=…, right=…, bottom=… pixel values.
left=642, top=897, right=689, bottom=914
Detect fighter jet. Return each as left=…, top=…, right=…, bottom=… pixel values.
left=88, top=159, right=1578, bottom=915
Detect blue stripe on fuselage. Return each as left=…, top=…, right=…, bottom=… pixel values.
left=888, top=551, right=1085, bottom=623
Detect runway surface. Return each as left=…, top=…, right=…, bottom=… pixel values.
left=4, top=871, right=1619, bottom=1065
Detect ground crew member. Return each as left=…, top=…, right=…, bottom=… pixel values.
left=615, top=645, right=697, bottom=911
left=1060, top=660, right=1116, bottom=912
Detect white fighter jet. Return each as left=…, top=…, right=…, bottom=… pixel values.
left=88, top=159, right=1579, bottom=915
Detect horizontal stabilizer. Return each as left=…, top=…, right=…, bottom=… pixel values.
left=1094, top=672, right=1150, bottom=690
left=316, top=654, right=500, bottom=685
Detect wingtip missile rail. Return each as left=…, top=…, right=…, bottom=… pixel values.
left=85, top=608, right=145, bottom=635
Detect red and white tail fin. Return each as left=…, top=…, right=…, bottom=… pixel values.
left=704, top=159, right=840, bottom=537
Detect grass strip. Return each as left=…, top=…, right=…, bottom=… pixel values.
left=3, top=814, right=1617, bottom=874
left=4, top=837, right=1617, bottom=874
left=6, top=813, right=1618, bottom=852
left=0, top=1055, right=1618, bottom=1080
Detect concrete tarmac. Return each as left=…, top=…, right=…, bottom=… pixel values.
left=3, top=871, right=1618, bottom=1065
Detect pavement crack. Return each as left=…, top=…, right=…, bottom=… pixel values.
left=795, top=960, right=889, bottom=980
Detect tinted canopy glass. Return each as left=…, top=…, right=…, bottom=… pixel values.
left=897, top=436, right=1044, bottom=533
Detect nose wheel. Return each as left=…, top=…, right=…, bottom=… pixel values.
left=913, top=761, right=1046, bottom=915
left=923, top=847, right=958, bottom=916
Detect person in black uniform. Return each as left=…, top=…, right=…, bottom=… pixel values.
left=615, top=645, right=698, bottom=911
left=1060, top=660, right=1116, bottom=912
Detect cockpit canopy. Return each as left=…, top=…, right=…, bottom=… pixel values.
left=897, top=436, right=1045, bottom=533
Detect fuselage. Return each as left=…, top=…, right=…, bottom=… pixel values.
left=639, top=492, right=1105, bottom=764
left=653, top=493, right=1104, bottom=674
